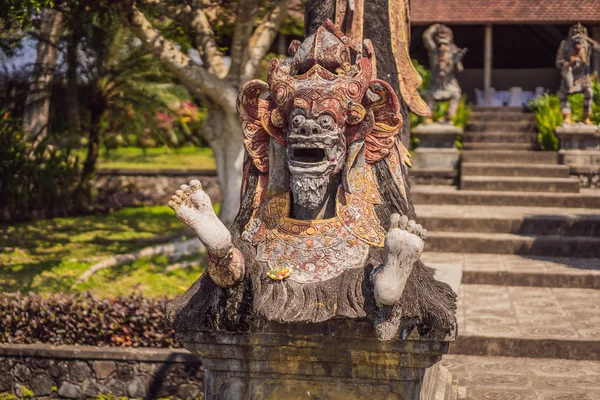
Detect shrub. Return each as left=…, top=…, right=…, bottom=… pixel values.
left=529, top=77, right=600, bottom=151
left=0, top=292, right=179, bottom=348
left=529, top=94, right=562, bottom=151
left=0, top=113, right=82, bottom=222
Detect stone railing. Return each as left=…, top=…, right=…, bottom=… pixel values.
left=0, top=344, right=202, bottom=399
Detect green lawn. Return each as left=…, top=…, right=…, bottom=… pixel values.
left=0, top=206, right=206, bottom=298
left=87, top=146, right=216, bottom=170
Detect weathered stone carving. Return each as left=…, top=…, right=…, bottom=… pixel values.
left=556, top=23, right=600, bottom=125
left=423, top=24, right=467, bottom=124
left=165, top=2, right=459, bottom=395
left=167, top=19, right=456, bottom=346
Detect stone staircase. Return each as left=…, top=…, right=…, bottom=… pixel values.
left=460, top=106, right=580, bottom=193
left=413, top=106, right=600, bottom=398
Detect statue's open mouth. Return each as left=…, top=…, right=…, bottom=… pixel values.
left=291, top=148, right=327, bottom=163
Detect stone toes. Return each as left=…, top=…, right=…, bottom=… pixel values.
left=175, top=190, right=184, bottom=197
left=171, top=194, right=182, bottom=204
left=168, top=200, right=178, bottom=210
left=407, top=220, right=416, bottom=234
left=421, top=228, right=428, bottom=240
left=399, top=215, right=409, bottom=230
left=180, top=184, right=189, bottom=192
left=189, top=179, right=202, bottom=189
left=390, top=213, right=400, bottom=230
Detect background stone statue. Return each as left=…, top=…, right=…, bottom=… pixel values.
left=166, top=19, right=456, bottom=343
left=423, top=24, right=467, bottom=124
left=556, top=23, right=600, bottom=125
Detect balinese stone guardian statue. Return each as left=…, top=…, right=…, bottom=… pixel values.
left=423, top=24, right=467, bottom=124
left=556, top=23, right=600, bottom=125
left=166, top=6, right=457, bottom=398
left=168, top=20, right=455, bottom=342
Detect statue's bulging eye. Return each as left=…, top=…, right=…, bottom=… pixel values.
left=292, top=115, right=306, bottom=128
left=318, top=115, right=334, bottom=130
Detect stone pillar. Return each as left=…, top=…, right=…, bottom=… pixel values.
left=483, top=24, right=493, bottom=106
left=556, top=124, right=600, bottom=165
left=410, top=123, right=463, bottom=185
left=180, top=320, right=456, bottom=400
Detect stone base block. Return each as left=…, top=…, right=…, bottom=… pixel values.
left=556, top=124, right=600, bottom=150
left=412, top=123, right=463, bottom=148
left=412, top=148, right=460, bottom=171
left=180, top=320, right=456, bottom=400
left=559, top=149, right=600, bottom=166
left=569, top=164, right=600, bottom=188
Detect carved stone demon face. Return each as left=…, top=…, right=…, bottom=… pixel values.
left=237, top=20, right=407, bottom=218
left=286, top=104, right=347, bottom=210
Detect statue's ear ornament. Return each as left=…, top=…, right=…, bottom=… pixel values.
left=346, top=102, right=367, bottom=125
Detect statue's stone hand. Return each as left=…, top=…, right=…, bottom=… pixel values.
left=168, top=179, right=232, bottom=257
left=372, top=214, right=426, bottom=306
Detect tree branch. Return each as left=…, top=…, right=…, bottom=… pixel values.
left=240, top=0, right=288, bottom=83
left=116, top=1, right=237, bottom=110
left=227, top=0, right=259, bottom=84
left=140, top=0, right=228, bottom=78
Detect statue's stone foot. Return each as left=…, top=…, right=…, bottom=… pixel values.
left=168, top=179, right=232, bottom=257
left=371, top=214, right=426, bottom=306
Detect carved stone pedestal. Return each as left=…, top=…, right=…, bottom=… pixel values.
left=411, top=123, right=462, bottom=184
left=556, top=124, right=600, bottom=152
left=179, top=320, right=456, bottom=400
left=556, top=124, right=600, bottom=186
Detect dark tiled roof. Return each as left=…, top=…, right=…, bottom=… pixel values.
left=411, top=0, right=600, bottom=24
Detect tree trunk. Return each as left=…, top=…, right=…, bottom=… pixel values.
left=202, top=103, right=245, bottom=226
left=66, top=29, right=81, bottom=131
left=23, top=8, right=63, bottom=147
left=79, top=95, right=105, bottom=188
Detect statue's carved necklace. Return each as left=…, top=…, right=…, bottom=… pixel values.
left=242, top=187, right=386, bottom=284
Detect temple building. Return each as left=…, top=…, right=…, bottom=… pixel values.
left=410, top=0, right=600, bottom=105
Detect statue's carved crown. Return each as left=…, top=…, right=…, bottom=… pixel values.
left=267, top=21, right=374, bottom=128
left=570, top=22, right=588, bottom=38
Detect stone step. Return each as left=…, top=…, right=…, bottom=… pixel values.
left=462, top=131, right=536, bottom=144
left=425, top=231, right=600, bottom=258
left=422, top=252, right=600, bottom=289
left=442, top=354, right=600, bottom=397
left=460, top=176, right=580, bottom=193
left=467, top=121, right=534, bottom=133
left=412, top=185, right=600, bottom=208
left=461, top=163, right=570, bottom=178
left=461, top=150, right=558, bottom=164
left=470, top=106, right=524, bottom=113
left=449, top=284, right=600, bottom=360
left=461, top=143, right=534, bottom=151
left=416, top=205, right=600, bottom=236
left=470, top=112, right=535, bottom=123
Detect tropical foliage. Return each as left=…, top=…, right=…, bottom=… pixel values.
left=529, top=78, right=600, bottom=151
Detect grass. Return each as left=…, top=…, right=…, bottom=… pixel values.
left=80, top=146, right=216, bottom=170
left=0, top=206, right=206, bottom=298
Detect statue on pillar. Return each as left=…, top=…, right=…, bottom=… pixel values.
left=556, top=23, right=600, bottom=125
left=423, top=24, right=467, bottom=124
left=164, top=3, right=457, bottom=397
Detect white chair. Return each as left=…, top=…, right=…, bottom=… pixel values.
left=508, top=87, right=524, bottom=107
left=475, top=88, right=485, bottom=105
